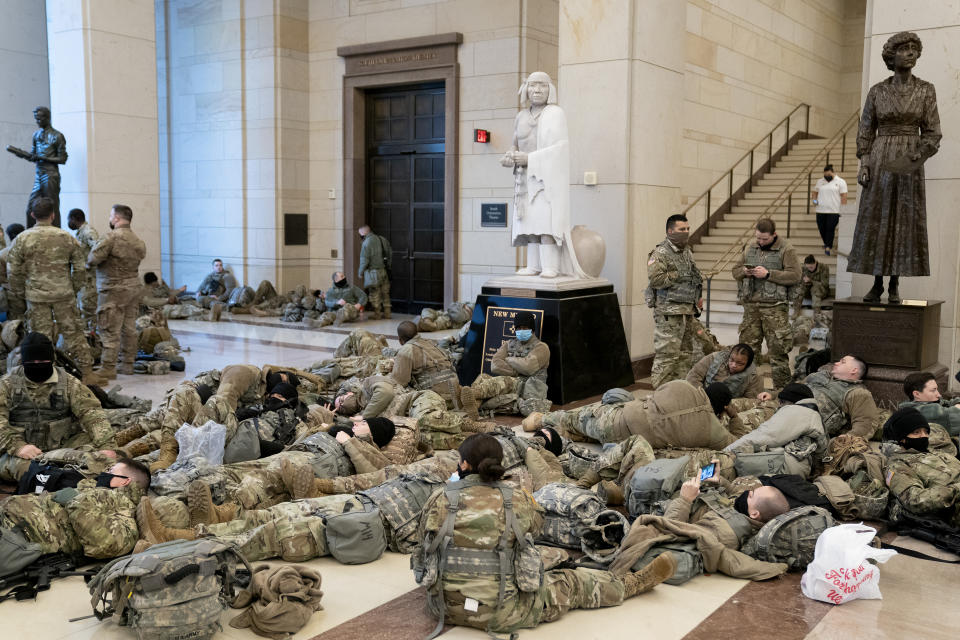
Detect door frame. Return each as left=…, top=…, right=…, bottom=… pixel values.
left=339, top=33, right=461, bottom=307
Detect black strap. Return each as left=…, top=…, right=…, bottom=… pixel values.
left=881, top=541, right=960, bottom=564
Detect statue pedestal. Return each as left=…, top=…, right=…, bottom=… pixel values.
left=457, top=276, right=634, bottom=405
left=831, top=297, right=947, bottom=408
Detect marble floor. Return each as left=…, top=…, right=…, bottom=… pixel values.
left=3, top=314, right=958, bottom=639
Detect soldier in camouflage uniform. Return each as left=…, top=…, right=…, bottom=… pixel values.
left=802, top=356, right=878, bottom=439
left=0, top=224, right=25, bottom=320
left=732, top=218, right=801, bottom=388
left=333, top=328, right=387, bottom=358
left=7, top=197, right=102, bottom=383
left=646, top=215, right=703, bottom=388
left=793, top=255, right=831, bottom=316
left=460, top=311, right=552, bottom=418
left=67, top=208, right=100, bottom=330
left=390, top=321, right=461, bottom=409
left=412, top=433, right=676, bottom=636
left=882, top=407, right=960, bottom=527
left=686, top=344, right=765, bottom=400
left=358, top=225, right=391, bottom=320
left=573, top=434, right=656, bottom=499
left=536, top=388, right=647, bottom=443
left=308, top=271, right=365, bottom=327
left=0, top=457, right=150, bottom=559
left=899, top=371, right=960, bottom=437
left=195, top=258, right=238, bottom=309
left=0, top=332, right=118, bottom=481
left=87, top=204, right=147, bottom=378
left=417, top=302, right=474, bottom=332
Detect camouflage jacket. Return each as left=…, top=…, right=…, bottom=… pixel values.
left=391, top=337, right=457, bottom=392
left=324, top=282, right=368, bottom=310
left=197, top=270, right=238, bottom=298
left=898, top=399, right=960, bottom=437
left=801, top=263, right=830, bottom=289
left=142, top=279, right=174, bottom=307
left=884, top=444, right=960, bottom=519
left=87, top=226, right=146, bottom=291
left=732, top=235, right=801, bottom=306
left=7, top=223, right=86, bottom=302
left=804, top=369, right=878, bottom=439
left=490, top=336, right=549, bottom=383
left=647, top=238, right=702, bottom=314
left=686, top=351, right=763, bottom=399
left=75, top=222, right=100, bottom=258
left=0, top=366, right=116, bottom=455
left=358, top=233, right=391, bottom=287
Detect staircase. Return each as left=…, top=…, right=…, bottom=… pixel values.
left=692, top=134, right=859, bottom=332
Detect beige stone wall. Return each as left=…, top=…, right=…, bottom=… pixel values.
left=681, top=0, right=865, bottom=217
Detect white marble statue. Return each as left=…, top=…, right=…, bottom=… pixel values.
left=500, top=71, right=586, bottom=279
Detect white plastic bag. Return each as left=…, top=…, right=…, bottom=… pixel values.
left=801, top=523, right=897, bottom=604
left=174, top=420, right=226, bottom=467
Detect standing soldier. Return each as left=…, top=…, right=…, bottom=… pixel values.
left=646, top=214, right=703, bottom=388
left=358, top=224, right=391, bottom=320
left=87, top=204, right=146, bottom=379
left=732, top=218, right=801, bottom=389
left=67, top=208, right=100, bottom=330
left=7, top=197, right=103, bottom=385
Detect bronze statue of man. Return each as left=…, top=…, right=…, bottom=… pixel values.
left=6, top=106, right=68, bottom=228
left=847, top=32, right=941, bottom=304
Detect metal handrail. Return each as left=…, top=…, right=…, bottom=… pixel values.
left=701, top=110, right=860, bottom=326
left=682, top=103, right=810, bottom=234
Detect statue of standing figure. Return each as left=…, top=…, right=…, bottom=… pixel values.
left=500, top=72, right=586, bottom=279
left=846, top=32, right=941, bottom=304
left=6, top=106, right=68, bottom=228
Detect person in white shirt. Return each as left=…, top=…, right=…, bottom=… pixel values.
left=811, top=164, right=847, bottom=255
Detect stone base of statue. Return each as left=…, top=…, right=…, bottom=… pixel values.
left=457, top=275, right=634, bottom=405
left=831, top=297, right=946, bottom=408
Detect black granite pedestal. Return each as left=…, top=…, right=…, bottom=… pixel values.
left=832, top=297, right=947, bottom=407
left=457, top=282, right=634, bottom=405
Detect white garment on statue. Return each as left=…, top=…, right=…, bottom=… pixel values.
left=814, top=176, right=847, bottom=214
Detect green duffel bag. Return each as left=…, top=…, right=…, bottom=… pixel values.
left=324, top=501, right=387, bottom=565
left=631, top=541, right=704, bottom=585
left=0, top=526, right=43, bottom=578
left=734, top=450, right=787, bottom=477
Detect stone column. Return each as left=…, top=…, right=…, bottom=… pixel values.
left=837, top=0, right=960, bottom=385
left=46, top=0, right=161, bottom=272
left=559, top=0, right=685, bottom=359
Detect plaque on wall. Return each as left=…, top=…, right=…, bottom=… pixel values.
left=480, top=306, right=544, bottom=374
left=284, top=213, right=308, bottom=246
left=480, top=203, right=508, bottom=228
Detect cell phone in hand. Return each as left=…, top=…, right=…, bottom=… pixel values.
left=699, top=463, right=716, bottom=481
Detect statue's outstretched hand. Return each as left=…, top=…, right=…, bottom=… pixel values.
left=499, top=151, right=515, bottom=168
left=857, top=165, right=870, bottom=187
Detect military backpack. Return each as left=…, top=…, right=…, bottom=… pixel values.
left=288, top=431, right=356, bottom=478
left=625, top=455, right=690, bottom=518
left=532, top=483, right=605, bottom=549
left=741, top=506, right=834, bottom=571
left=88, top=538, right=252, bottom=640
left=632, top=541, right=704, bottom=585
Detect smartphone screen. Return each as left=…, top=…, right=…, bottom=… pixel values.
left=699, top=463, right=716, bottom=481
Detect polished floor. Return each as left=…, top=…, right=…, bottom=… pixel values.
left=4, top=314, right=958, bottom=639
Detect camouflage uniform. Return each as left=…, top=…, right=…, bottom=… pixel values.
left=334, top=329, right=387, bottom=359
left=312, top=281, right=367, bottom=327
left=391, top=335, right=460, bottom=409
left=7, top=222, right=93, bottom=369
left=320, top=450, right=460, bottom=495
left=583, top=434, right=655, bottom=486
left=358, top=232, right=391, bottom=318
left=470, top=335, right=551, bottom=416
left=196, top=270, right=238, bottom=308
left=543, top=397, right=649, bottom=444
left=723, top=398, right=778, bottom=438
left=899, top=398, right=960, bottom=437
left=0, top=479, right=142, bottom=558
left=803, top=368, right=879, bottom=439
left=686, top=350, right=764, bottom=399
left=418, top=302, right=474, bottom=332
left=646, top=238, right=703, bottom=388
left=74, top=222, right=101, bottom=329
left=87, top=227, right=147, bottom=371
left=794, top=262, right=830, bottom=315
left=141, top=278, right=175, bottom=309
left=416, top=474, right=633, bottom=634
left=732, top=235, right=801, bottom=388
left=884, top=443, right=960, bottom=527
left=0, top=366, right=116, bottom=480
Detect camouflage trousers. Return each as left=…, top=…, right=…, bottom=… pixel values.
left=793, top=281, right=830, bottom=315
left=228, top=280, right=279, bottom=314
left=98, top=286, right=141, bottom=367
left=311, top=304, right=360, bottom=327
left=723, top=398, right=778, bottom=438
left=155, top=385, right=204, bottom=441
left=205, top=494, right=362, bottom=562
left=26, top=297, right=93, bottom=368
left=366, top=278, right=391, bottom=316
left=323, top=451, right=460, bottom=495
left=590, top=435, right=655, bottom=485
left=471, top=373, right=551, bottom=417
left=651, top=312, right=696, bottom=389
left=333, top=329, right=385, bottom=358
left=79, top=271, right=98, bottom=330
left=738, top=304, right=793, bottom=389
left=161, top=302, right=207, bottom=320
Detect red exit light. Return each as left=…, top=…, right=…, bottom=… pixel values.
left=474, top=128, right=490, bottom=143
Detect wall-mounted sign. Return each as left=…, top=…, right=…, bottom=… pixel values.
left=474, top=128, right=490, bottom=143
left=480, top=202, right=508, bottom=227
left=480, top=306, right=544, bottom=374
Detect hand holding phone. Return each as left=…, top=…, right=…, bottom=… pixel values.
left=699, top=463, right=717, bottom=481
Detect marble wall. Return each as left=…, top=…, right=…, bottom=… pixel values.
left=0, top=0, right=50, bottom=235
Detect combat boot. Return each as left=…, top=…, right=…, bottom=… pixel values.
left=210, top=302, right=224, bottom=322
left=598, top=480, right=625, bottom=506
left=137, top=498, right=197, bottom=545
left=149, top=436, right=179, bottom=473
left=123, top=439, right=155, bottom=458
left=521, top=412, right=544, bottom=432
left=460, top=386, right=480, bottom=419
left=81, top=368, right=109, bottom=386
left=118, top=362, right=135, bottom=375
left=96, top=365, right=117, bottom=381
left=576, top=469, right=601, bottom=489
left=114, top=423, right=147, bottom=447
left=281, top=458, right=318, bottom=500
left=187, top=480, right=237, bottom=526
left=383, top=309, right=391, bottom=319
left=370, top=310, right=381, bottom=320
left=623, top=552, right=677, bottom=597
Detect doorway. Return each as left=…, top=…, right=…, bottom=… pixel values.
left=365, top=83, right=445, bottom=314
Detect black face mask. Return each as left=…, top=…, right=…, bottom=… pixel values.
left=734, top=491, right=750, bottom=516
left=903, top=437, right=929, bottom=452
left=23, top=362, right=54, bottom=383
left=335, top=278, right=348, bottom=288
left=823, top=174, right=834, bottom=182
left=265, top=397, right=293, bottom=412
left=96, top=472, right=124, bottom=488
left=68, top=221, right=78, bottom=231
left=109, top=222, right=115, bottom=230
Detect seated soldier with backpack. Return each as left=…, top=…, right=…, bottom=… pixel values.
left=899, top=371, right=960, bottom=437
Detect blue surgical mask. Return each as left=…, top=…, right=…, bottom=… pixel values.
left=515, top=329, right=532, bottom=342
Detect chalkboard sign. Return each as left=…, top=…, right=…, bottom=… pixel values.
left=480, top=306, right=544, bottom=374
left=480, top=202, right=508, bottom=227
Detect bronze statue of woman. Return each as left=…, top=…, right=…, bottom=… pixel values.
left=847, top=31, right=941, bottom=304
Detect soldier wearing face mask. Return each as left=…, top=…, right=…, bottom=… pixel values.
left=459, top=311, right=552, bottom=418
left=315, top=271, right=367, bottom=327
left=0, top=332, right=118, bottom=482
left=646, top=214, right=703, bottom=388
